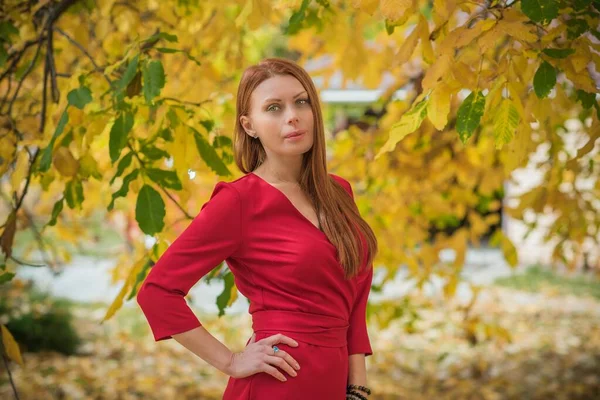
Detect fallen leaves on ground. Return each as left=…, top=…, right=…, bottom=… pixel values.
left=1, top=286, right=599, bottom=399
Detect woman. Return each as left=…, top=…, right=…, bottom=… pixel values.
left=137, top=57, right=378, bottom=400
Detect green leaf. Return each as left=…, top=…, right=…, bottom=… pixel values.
left=521, top=0, right=559, bottom=25
left=577, top=90, right=596, bottom=109
left=533, top=60, right=557, bottom=99
left=110, top=151, right=134, bottom=184
left=192, top=128, right=231, bottom=176
left=135, top=185, right=165, bottom=235
left=213, top=135, right=232, bottom=149
left=64, top=179, right=84, bottom=209
left=67, top=86, right=92, bottom=110
left=0, top=272, right=15, bottom=285
left=57, top=130, right=74, bottom=148
left=39, top=109, right=69, bottom=172
left=200, top=119, right=214, bottom=133
left=456, top=91, right=486, bottom=143
left=144, top=32, right=178, bottom=43
left=118, top=55, right=139, bottom=90
left=542, top=48, right=575, bottom=59
left=140, top=145, right=169, bottom=161
left=47, top=198, right=64, bottom=226
left=167, top=108, right=179, bottom=127
left=0, top=46, right=8, bottom=68
left=108, top=169, right=139, bottom=211
left=157, top=127, right=174, bottom=141
left=375, top=97, right=429, bottom=157
left=109, top=112, right=134, bottom=163
left=573, top=0, right=592, bottom=10
left=146, top=168, right=182, bottom=190
left=216, top=271, right=236, bottom=317
left=126, top=259, right=153, bottom=300
left=286, top=0, right=311, bottom=35
left=493, top=99, right=520, bottom=149
left=142, top=60, right=166, bottom=104
left=0, top=22, right=19, bottom=42
left=566, top=18, right=589, bottom=39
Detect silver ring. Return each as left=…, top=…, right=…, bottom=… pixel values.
left=272, top=345, right=280, bottom=353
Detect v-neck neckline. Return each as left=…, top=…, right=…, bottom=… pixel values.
left=249, top=172, right=324, bottom=234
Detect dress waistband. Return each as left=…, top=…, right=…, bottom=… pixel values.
left=251, top=310, right=349, bottom=348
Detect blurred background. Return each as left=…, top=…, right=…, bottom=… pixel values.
left=1, top=0, right=599, bottom=399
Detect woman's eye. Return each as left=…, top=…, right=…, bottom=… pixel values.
left=267, top=99, right=309, bottom=112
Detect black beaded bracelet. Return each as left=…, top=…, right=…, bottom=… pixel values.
left=347, top=384, right=372, bottom=395
left=346, top=391, right=368, bottom=400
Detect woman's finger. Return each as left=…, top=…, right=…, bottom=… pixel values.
left=261, top=333, right=298, bottom=347
left=261, top=363, right=287, bottom=382
left=272, top=349, right=300, bottom=370
left=265, top=355, right=297, bottom=377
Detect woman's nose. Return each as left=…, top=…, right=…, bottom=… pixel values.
left=287, top=114, right=299, bottom=124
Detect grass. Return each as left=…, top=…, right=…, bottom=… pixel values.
left=493, top=264, right=600, bottom=300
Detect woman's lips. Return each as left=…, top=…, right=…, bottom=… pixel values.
left=284, top=130, right=306, bottom=139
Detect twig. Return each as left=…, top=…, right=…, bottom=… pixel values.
left=0, top=37, right=46, bottom=82
left=0, top=74, right=12, bottom=112
left=14, top=148, right=40, bottom=212
left=41, top=50, right=49, bottom=133
left=0, top=352, right=20, bottom=400
left=46, top=26, right=60, bottom=102
left=9, top=255, right=46, bottom=267
left=161, top=97, right=212, bottom=107
left=127, top=144, right=194, bottom=220
left=54, top=27, right=112, bottom=85
left=6, top=37, right=44, bottom=116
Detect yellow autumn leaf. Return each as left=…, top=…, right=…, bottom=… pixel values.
left=1, top=324, right=23, bottom=366
left=438, top=19, right=495, bottom=57
left=380, top=0, right=413, bottom=22
left=571, top=53, right=588, bottom=73
left=352, top=0, right=379, bottom=14
left=375, top=95, right=429, bottom=158
left=561, top=59, right=597, bottom=93
left=10, top=149, right=29, bottom=193
left=418, top=13, right=435, bottom=65
left=493, top=98, right=520, bottom=150
left=422, top=53, right=452, bottom=92
left=103, top=257, right=147, bottom=322
left=53, top=147, right=80, bottom=177
left=496, top=20, right=537, bottom=43
left=427, top=81, right=451, bottom=131
left=395, top=19, right=421, bottom=66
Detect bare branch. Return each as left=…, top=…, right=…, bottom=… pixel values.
left=54, top=27, right=112, bottom=85
left=6, top=37, right=44, bottom=116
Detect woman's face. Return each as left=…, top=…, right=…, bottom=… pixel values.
left=240, top=74, right=315, bottom=159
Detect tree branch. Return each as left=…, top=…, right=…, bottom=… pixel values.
left=54, top=27, right=112, bottom=85
left=127, top=144, right=194, bottom=220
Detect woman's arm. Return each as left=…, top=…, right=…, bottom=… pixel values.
left=172, top=325, right=234, bottom=374
left=348, top=354, right=367, bottom=385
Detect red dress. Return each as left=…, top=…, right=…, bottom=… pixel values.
left=137, top=172, right=373, bottom=399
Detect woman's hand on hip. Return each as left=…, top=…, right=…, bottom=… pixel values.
left=226, top=333, right=301, bottom=382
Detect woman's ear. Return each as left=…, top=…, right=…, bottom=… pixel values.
left=240, top=115, right=255, bottom=137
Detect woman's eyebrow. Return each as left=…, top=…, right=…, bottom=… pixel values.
left=262, top=91, right=307, bottom=104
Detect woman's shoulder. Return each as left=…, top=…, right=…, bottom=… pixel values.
left=208, top=173, right=260, bottom=200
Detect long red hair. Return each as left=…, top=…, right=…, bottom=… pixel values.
left=233, top=57, right=378, bottom=279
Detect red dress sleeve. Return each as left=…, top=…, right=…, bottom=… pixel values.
left=330, top=174, right=374, bottom=357
left=136, top=182, right=243, bottom=341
